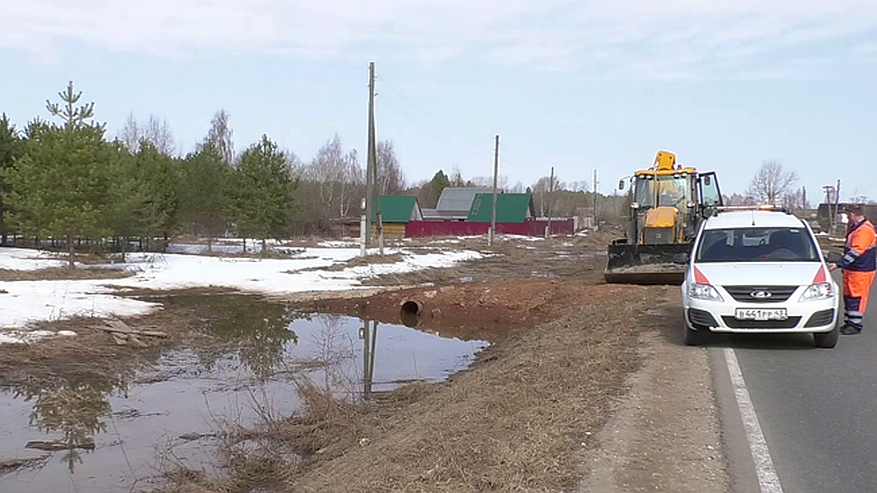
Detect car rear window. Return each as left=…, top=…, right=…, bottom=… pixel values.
left=696, top=227, right=819, bottom=263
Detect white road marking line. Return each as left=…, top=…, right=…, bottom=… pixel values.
left=724, top=347, right=784, bottom=493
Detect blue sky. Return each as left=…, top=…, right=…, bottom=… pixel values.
left=1, top=0, right=876, bottom=200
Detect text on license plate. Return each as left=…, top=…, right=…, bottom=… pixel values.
left=735, top=308, right=788, bottom=321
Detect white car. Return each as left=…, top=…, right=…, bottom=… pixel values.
left=682, top=208, right=839, bottom=348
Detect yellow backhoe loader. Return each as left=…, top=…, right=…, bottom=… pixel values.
left=604, top=151, right=723, bottom=284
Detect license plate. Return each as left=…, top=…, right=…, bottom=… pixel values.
left=735, top=308, right=788, bottom=321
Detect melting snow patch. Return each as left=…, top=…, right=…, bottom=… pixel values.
left=0, top=329, right=73, bottom=344
left=0, top=247, right=483, bottom=331
left=0, top=248, right=68, bottom=271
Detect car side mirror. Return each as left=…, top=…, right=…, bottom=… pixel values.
left=673, top=252, right=690, bottom=264
left=618, top=179, right=625, bottom=190
left=824, top=251, right=843, bottom=264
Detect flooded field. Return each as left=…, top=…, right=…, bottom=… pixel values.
left=0, top=295, right=488, bottom=492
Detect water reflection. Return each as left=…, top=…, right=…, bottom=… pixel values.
left=361, top=319, right=378, bottom=398
left=160, top=295, right=300, bottom=381
left=8, top=369, right=132, bottom=473
left=292, top=315, right=487, bottom=400
left=0, top=295, right=488, bottom=489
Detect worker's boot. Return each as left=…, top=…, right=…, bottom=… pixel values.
left=840, top=324, right=862, bottom=336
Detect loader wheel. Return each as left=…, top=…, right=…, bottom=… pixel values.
left=684, top=324, right=710, bottom=346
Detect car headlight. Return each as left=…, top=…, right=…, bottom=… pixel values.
left=799, top=283, right=834, bottom=302
left=689, top=283, right=724, bottom=302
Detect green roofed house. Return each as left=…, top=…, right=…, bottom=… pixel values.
left=370, top=195, right=423, bottom=235
left=467, top=193, right=535, bottom=223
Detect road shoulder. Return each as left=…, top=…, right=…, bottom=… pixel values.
left=579, top=311, right=730, bottom=492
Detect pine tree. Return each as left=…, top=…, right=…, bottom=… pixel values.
left=3, top=121, right=115, bottom=266
left=0, top=114, right=22, bottom=243
left=104, top=144, right=145, bottom=261
left=228, top=135, right=297, bottom=254
left=132, top=140, right=181, bottom=247
left=46, top=81, right=96, bottom=130
left=180, top=142, right=228, bottom=251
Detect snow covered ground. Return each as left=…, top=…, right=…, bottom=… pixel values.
left=0, top=248, right=68, bottom=271
left=0, top=246, right=482, bottom=343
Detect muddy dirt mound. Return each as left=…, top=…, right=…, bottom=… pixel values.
left=309, top=278, right=645, bottom=342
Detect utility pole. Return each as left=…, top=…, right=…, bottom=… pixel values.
left=823, top=185, right=834, bottom=233
left=835, top=179, right=842, bottom=235
left=546, top=166, right=554, bottom=237
left=366, top=61, right=384, bottom=254
left=364, top=62, right=375, bottom=248
left=593, top=169, right=599, bottom=228
left=489, top=135, right=500, bottom=246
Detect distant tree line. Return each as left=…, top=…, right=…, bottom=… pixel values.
left=0, top=81, right=409, bottom=264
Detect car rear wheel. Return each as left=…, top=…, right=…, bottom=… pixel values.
left=684, top=324, right=710, bottom=346
left=814, top=324, right=839, bottom=349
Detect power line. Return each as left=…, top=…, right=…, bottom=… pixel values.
left=378, top=75, right=527, bottom=176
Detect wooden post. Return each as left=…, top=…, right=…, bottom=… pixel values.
left=546, top=166, right=554, bottom=238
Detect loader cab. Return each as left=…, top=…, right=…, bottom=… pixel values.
left=629, top=169, right=698, bottom=244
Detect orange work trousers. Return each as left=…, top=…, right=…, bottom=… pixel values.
left=844, top=270, right=876, bottom=312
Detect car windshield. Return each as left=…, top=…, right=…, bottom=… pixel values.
left=696, top=227, right=819, bottom=263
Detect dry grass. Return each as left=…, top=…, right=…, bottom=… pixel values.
left=343, top=253, right=405, bottom=267
left=362, top=249, right=606, bottom=287
left=0, top=267, right=134, bottom=282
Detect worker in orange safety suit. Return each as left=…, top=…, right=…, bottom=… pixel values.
left=828, top=204, right=877, bottom=335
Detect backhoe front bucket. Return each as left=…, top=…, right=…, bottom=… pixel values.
left=604, top=243, right=691, bottom=284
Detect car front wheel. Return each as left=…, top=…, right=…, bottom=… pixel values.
left=684, top=324, right=710, bottom=346
left=814, top=325, right=839, bottom=349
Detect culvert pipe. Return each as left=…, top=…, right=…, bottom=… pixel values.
left=401, top=300, right=423, bottom=317
left=400, top=300, right=423, bottom=328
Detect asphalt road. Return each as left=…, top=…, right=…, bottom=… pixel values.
left=712, top=272, right=877, bottom=493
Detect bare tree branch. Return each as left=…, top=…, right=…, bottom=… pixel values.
left=117, top=113, right=176, bottom=156
left=376, top=140, right=405, bottom=195
left=118, top=112, right=140, bottom=153
left=748, top=160, right=798, bottom=204
left=143, top=115, right=176, bottom=157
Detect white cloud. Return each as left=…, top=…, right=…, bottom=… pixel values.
left=1, top=0, right=875, bottom=78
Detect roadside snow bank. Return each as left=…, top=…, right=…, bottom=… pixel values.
left=0, top=247, right=482, bottom=341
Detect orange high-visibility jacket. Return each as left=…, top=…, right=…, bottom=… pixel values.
left=839, top=219, right=876, bottom=272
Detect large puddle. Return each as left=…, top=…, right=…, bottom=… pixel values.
left=0, top=295, right=488, bottom=492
